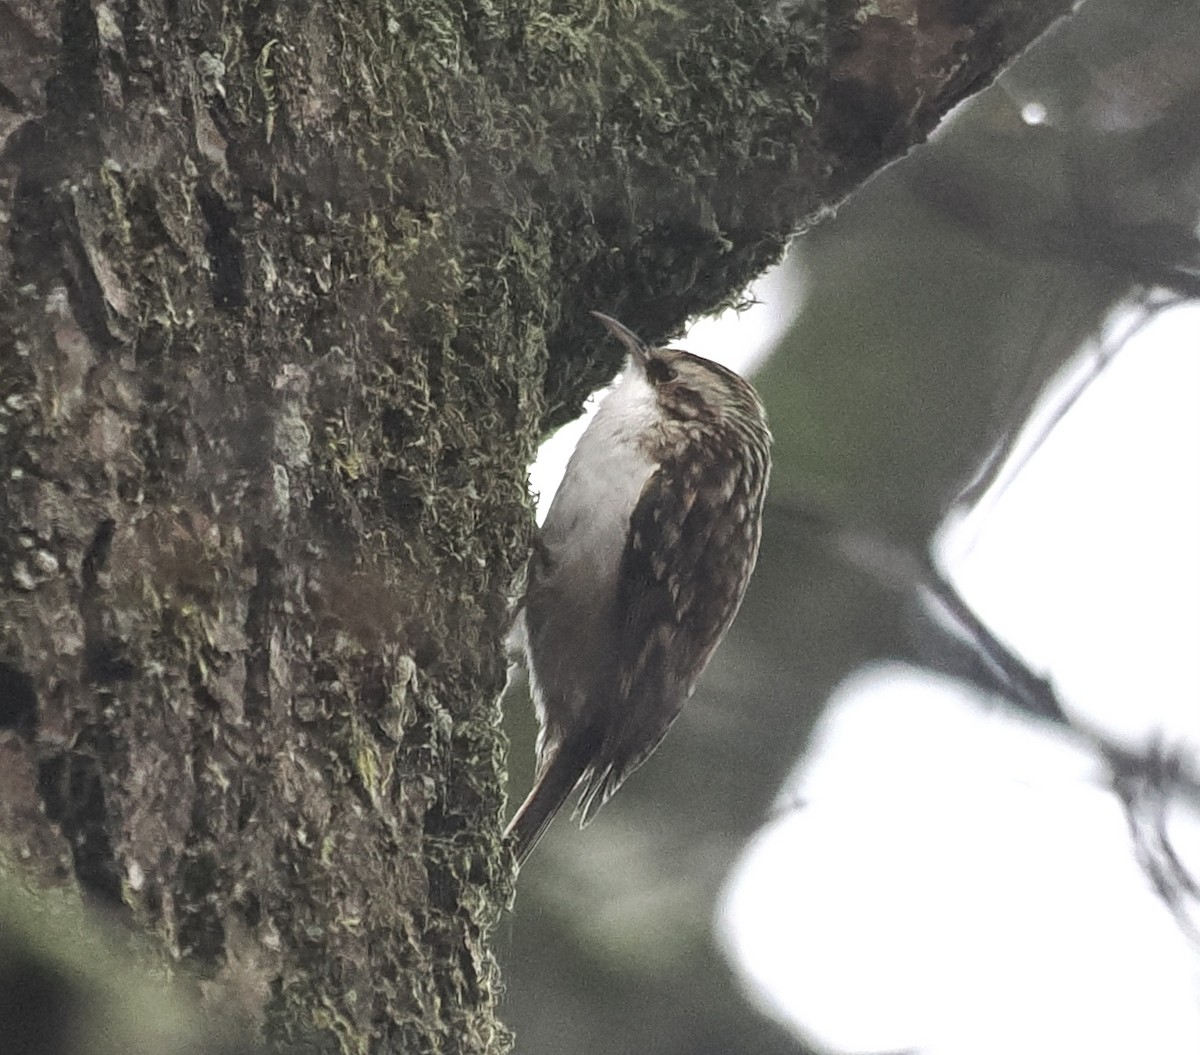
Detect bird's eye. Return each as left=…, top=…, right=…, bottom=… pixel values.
left=646, top=358, right=677, bottom=385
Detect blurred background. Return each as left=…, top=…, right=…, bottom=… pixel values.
left=499, top=0, right=1200, bottom=1051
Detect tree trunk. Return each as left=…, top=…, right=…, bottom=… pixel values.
left=0, top=0, right=1072, bottom=1050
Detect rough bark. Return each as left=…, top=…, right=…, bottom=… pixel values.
left=0, top=0, right=1072, bottom=1051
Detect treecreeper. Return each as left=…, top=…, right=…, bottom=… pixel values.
left=506, top=313, right=772, bottom=866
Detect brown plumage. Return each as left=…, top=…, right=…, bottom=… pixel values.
left=505, top=313, right=771, bottom=866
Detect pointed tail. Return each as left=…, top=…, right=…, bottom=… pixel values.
left=505, top=736, right=594, bottom=868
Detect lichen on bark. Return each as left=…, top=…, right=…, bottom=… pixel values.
left=0, top=0, right=1072, bottom=1050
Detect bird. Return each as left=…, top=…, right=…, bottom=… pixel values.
left=505, top=311, right=771, bottom=866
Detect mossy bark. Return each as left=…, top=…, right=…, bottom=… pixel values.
left=0, top=0, right=1071, bottom=1051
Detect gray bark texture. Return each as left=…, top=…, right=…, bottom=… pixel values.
left=0, top=0, right=1071, bottom=1051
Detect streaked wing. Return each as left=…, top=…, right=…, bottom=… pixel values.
left=575, top=451, right=763, bottom=820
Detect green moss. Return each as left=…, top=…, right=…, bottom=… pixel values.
left=0, top=0, right=862, bottom=1051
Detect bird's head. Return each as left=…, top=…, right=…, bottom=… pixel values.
left=591, top=312, right=767, bottom=435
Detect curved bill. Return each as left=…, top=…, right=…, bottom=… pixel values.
left=591, top=311, right=649, bottom=368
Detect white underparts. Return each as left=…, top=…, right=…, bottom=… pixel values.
left=519, top=364, right=660, bottom=751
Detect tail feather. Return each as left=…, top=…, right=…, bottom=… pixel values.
left=504, top=738, right=593, bottom=867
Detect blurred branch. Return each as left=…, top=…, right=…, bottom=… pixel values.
left=771, top=498, right=1200, bottom=936
left=768, top=499, right=1069, bottom=722
left=953, top=292, right=1176, bottom=513
left=917, top=559, right=1065, bottom=723
left=1110, top=743, right=1200, bottom=942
